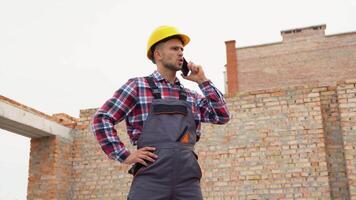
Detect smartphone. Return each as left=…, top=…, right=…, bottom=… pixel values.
left=181, top=58, right=190, bottom=76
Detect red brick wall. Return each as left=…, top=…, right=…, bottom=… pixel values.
left=198, top=85, right=331, bottom=199
left=226, top=25, right=356, bottom=94
left=337, top=79, right=356, bottom=199
left=320, top=87, right=350, bottom=199
left=27, top=136, right=72, bottom=199
left=26, top=79, right=356, bottom=199
left=68, top=80, right=355, bottom=199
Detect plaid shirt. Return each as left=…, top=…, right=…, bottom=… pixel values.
left=91, top=70, right=230, bottom=163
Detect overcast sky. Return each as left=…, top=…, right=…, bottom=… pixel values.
left=1, top=0, right=355, bottom=199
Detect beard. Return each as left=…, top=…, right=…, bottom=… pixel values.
left=162, top=60, right=181, bottom=72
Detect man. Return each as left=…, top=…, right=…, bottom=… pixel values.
left=91, top=25, right=230, bottom=200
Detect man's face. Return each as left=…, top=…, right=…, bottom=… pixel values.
left=156, top=38, right=184, bottom=72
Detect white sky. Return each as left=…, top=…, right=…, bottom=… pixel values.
left=0, top=0, right=355, bottom=199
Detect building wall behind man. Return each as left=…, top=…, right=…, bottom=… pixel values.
left=225, top=25, right=356, bottom=95
left=65, top=79, right=356, bottom=199
left=22, top=78, right=356, bottom=199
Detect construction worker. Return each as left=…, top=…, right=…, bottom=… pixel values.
left=91, top=25, right=230, bottom=200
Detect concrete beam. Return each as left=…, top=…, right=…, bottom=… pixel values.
left=0, top=101, right=73, bottom=140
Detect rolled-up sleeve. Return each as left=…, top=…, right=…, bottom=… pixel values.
left=197, top=80, right=230, bottom=124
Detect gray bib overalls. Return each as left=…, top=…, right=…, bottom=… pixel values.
left=127, top=77, right=203, bottom=200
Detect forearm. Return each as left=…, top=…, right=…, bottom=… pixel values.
left=91, top=110, right=130, bottom=163
left=198, top=80, right=230, bottom=124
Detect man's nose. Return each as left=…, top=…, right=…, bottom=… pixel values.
left=178, top=50, right=183, bottom=56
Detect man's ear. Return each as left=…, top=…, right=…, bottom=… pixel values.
left=154, top=49, right=162, bottom=61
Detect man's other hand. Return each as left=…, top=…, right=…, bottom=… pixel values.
left=123, top=146, right=158, bottom=166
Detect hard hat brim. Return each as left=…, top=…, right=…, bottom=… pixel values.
left=147, top=33, right=190, bottom=60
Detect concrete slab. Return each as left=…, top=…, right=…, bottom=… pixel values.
left=0, top=101, right=73, bottom=140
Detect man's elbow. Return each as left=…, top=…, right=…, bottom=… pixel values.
left=221, top=114, right=230, bottom=124
left=91, top=110, right=106, bottom=134
left=216, top=113, right=230, bottom=125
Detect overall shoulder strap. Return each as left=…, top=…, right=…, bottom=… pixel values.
left=145, top=76, right=161, bottom=99
left=178, top=85, right=187, bottom=101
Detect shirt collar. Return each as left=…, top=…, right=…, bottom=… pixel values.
left=151, top=70, right=182, bottom=85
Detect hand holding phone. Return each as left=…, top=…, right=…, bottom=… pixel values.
left=180, top=58, right=209, bottom=84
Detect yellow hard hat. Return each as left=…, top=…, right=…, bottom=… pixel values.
left=147, top=25, right=190, bottom=60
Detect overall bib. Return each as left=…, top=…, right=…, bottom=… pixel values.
left=127, top=77, right=203, bottom=200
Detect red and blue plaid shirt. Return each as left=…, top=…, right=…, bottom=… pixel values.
left=91, top=70, right=230, bottom=163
